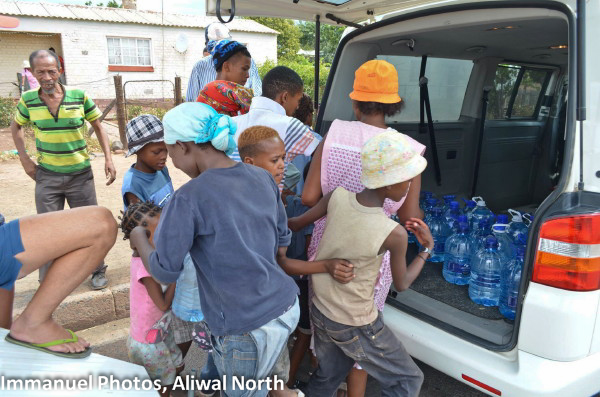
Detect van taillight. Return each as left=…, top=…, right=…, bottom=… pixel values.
left=532, top=214, right=600, bottom=291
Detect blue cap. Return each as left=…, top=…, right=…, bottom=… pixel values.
left=484, top=236, right=499, bottom=249
left=457, top=215, right=468, bottom=223
left=497, top=214, right=509, bottom=224
left=450, top=201, right=460, bottom=210
left=465, top=200, right=476, bottom=208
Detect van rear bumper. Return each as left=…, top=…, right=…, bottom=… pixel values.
left=383, top=304, right=600, bottom=396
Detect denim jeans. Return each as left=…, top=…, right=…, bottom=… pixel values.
left=210, top=298, right=299, bottom=397
left=305, top=305, right=423, bottom=397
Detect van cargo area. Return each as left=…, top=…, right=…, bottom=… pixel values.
left=318, top=5, right=570, bottom=348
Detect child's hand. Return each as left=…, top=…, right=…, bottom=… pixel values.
left=405, top=218, right=434, bottom=251
left=325, top=259, right=355, bottom=284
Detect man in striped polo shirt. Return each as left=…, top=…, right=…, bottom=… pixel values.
left=10, top=49, right=116, bottom=290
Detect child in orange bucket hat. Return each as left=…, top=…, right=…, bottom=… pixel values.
left=301, top=59, right=428, bottom=395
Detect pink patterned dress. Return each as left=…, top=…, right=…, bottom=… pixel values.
left=308, top=120, right=426, bottom=311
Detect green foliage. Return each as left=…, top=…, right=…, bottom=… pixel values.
left=258, top=56, right=330, bottom=101
left=106, top=0, right=121, bottom=8
left=0, top=96, right=17, bottom=128
left=298, top=21, right=345, bottom=64
left=127, top=105, right=167, bottom=121
left=248, top=17, right=301, bottom=60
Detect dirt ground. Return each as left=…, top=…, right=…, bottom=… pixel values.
left=0, top=128, right=191, bottom=270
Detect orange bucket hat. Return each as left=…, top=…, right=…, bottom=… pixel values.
left=349, top=60, right=402, bottom=104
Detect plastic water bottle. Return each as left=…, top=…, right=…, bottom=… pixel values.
left=470, top=197, right=495, bottom=233
left=423, top=198, right=439, bottom=217
left=443, top=222, right=474, bottom=285
left=512, top=231, right=528, bottom=250
left=453, top=214, right=468, bottom=233
left=444, top=201, right=461, bottom=230
left=469, top=236, right=503, bottom=306
left=463, top=199, right=476, bottom=219
left=506, top=209, right=527, bottom=242
left=172, top=254, right=204, bottom=322
left=442, top=195, right=456, bottom=212
left=491, top=224, right=516, bottom=265
left=496, top=214, right=509, bottom=225
left=499, top=246, right=525, bottom=320
left=428, top=208, right=452, bottom=262
left=470, top=217, right=493, bottom=253
left=420, top=191, right=433, bottom=209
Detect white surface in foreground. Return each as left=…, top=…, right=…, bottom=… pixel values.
left=0, top=328, right=156, bottom=396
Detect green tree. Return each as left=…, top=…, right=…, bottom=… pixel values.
left=106, top=0, right=122, bottom=7
left=248, top=17, right=300, bottom=60
left=298, top=21, right=345, bottom=64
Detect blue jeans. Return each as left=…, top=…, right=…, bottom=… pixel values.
left=306, top=305, right=423, bottom=397
left=210, top=298, right=300, bottom=397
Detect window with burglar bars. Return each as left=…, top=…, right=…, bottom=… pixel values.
left=107, top=37, right=152, bottom=66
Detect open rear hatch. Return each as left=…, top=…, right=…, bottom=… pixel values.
left=315, top=2, right=573, bottom=350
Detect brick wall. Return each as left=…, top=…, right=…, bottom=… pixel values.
left=0, top=16, right=278, bottom=100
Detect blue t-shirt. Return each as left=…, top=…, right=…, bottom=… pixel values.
left=285, top=195, right=314, bottom=261
left=148, top=163, right=299, bottom=336
left=285, top=195, right=314, bottom=281
left=121, top=165, right=174, bottom=210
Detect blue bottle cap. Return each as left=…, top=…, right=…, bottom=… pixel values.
left=457, top=215, right=468, bottom=223
left=450, top=201, right=460, bottom=210
left=484, top=236, right=499, bottom=249
left=497, top=214, right=509, bottom=224
left=465, top=200, right=476, bottom=208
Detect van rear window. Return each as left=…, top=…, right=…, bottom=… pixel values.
left=487, top=64, right=552, bottom=119
left=376, top=55, right=473, bottom=122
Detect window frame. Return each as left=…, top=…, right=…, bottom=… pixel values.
left=489, top=63, right=554, bottom=121
left=106, top=36, right=154, bottom=72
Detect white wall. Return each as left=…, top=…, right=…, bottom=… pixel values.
left=0, top=31, right=62, bottom=98
left=0, top=17, right=277, bottom=100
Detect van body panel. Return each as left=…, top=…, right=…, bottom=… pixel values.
left=384, top=303, right=600, bottom=397
left=519, top=283, right=600, bottom=361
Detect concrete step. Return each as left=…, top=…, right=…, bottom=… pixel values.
left=13, top=265, right=131, bottom=332
left=79, top=317, right=130, bottom=362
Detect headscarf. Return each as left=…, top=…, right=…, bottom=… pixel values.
left=211, top=39, right=247, bottom=70
left=163, top=102, right=237, bottom=155
left=196, top=80, right=253, bottom=117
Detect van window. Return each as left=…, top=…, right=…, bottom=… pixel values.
left=487, top=64, right=551, bottom=119
left=376, top=56, right=473, bottom=122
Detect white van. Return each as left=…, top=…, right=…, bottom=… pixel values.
left=210, top=1, right=600, bottom=395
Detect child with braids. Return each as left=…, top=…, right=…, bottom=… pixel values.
left=120, top=202, right=183, bottom=397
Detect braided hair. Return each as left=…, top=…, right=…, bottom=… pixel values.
left=119, top=201, right=162, bottom=240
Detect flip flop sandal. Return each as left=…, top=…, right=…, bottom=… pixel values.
left=5, top=329, right=92, bottom=359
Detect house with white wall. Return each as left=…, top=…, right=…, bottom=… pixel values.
left=0, top=0, right=277, bottom=100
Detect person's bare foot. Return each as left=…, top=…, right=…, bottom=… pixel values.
left=9, top=315, right=89, bottom=354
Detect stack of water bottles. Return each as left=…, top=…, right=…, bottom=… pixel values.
left=431, top=195, right=534, bottom=319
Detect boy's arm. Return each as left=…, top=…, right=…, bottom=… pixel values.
left=384, top=218, right=434, bottom=291
left=288, top=191, right=332, bottom=232
left=140, top=279, right=176, bottom=312
left=276, top=247, right=354, bottom=283
left=125, top=192, right=142, bottom=207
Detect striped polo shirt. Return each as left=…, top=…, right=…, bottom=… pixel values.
left=14, top=85, right=102, bottom=174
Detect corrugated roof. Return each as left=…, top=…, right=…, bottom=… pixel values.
left=0, top=0, right=279, bottom=34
